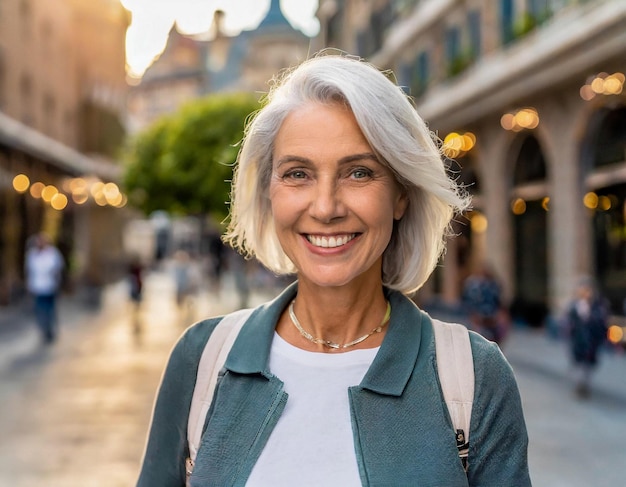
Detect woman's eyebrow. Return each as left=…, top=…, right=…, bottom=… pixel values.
left=274, top=155, right=310, bottom=167
left=274, top=152, right=379, bottom=168
left=339, top=152, right=379, bottom=164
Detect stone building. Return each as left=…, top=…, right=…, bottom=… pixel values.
left=127, top=0, right=312, bottom=132
left=316, top=0, right=626, bottom=323
left=0, top=0, right=130, bottom=306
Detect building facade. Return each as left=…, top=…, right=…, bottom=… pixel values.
left=0, top=0, right=130, bottom=306
left=127, top=0, right=312, bottom=132
left=316, top=0, right=626, bottom=323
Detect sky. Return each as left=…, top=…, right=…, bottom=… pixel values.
left=119, top=0, right=320, bottom=78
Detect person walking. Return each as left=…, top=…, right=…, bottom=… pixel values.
left=137, top=54, right=530, bottom=486
left=563, top=276, right=610, bottom=398
left=24, top=233, right=65, bottom=344
left=461, top=262, right=510, bottom=345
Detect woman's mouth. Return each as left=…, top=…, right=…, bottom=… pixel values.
left=306, top=234, right=357, bottom=248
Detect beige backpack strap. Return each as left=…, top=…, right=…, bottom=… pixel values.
left=432, top=318, right=474, bottom=472
left=185, top=308, right=254, bottom=483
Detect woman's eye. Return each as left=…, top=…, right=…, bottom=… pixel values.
left=285, top=169, right=307, bottom=180
left=351, top=168, right=372, bottom=179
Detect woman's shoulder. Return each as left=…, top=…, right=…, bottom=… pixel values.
left=466, top=329, right=520, bottom=391
left=170, top=316, right=230, bottom=368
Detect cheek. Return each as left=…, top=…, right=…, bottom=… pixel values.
left=269, top=186, right=300, bottom=226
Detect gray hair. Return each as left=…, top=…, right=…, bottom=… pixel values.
left=223, top=53, right=470, bottom=294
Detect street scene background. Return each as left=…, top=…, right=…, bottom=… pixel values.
left=1, top=0, right=625, bottom=486
left=1, top=266, right=625, bottom=486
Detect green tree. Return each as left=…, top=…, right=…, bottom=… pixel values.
left=122, top=92, right=260, bottom=220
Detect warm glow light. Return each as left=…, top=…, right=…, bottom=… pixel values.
left=470, top=212, right=488, bottom=233
left=107, top=192, right=121, bottom=207
left=442, top=131, right=476, bottom=158
left=51, top=193, right=68, bottom=210
left=541, top=197, right=550, bottom=211
left=30, top=182, right=45, bottom=198
left=582, top=72, right=624, bottom=100
left=12, top=174, right=30, bottom=193
left=103, top=182, right=121, bottom=205
left=94, top=192, right=108, bottom=206
left=41, top=185, right=59, bottom=202
left=583, top=192, right=598, bottom=209
left=607, top=325, right=624, bottom=344
left=604, top=77, right=622, bottom=95
left=590, top=77, right=605, bottom=94
left=599, top=196, right=612, bottom=211
left=116, top=194, right=128, bottom=208
left=512, top=198, right=526, bottom=215
left=90, top=181, right=105, bottom=197
left=461, top=133, right=476, bottom=151
left=501, top=108, right=539, bottom=131
left=500, top=113, right=515, bottom=130
left=72, top=189, right=89, bottom=204
left=580, top=85, right=595, bottom=101
left=69, top=177, right=88, bottom=193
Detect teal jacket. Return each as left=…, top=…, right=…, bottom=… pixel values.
left=137, top=283, right=531, bottom=486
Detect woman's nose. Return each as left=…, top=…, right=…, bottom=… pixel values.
left=308, top=179, right=346, bottom=223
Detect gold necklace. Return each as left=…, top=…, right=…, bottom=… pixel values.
left=288, top=300, right=391, bottom=349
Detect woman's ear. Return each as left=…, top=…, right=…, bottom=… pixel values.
left=393, top=190, right=409, bottom=220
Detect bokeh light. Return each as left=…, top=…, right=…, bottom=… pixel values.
left=12, top=174, right=30, bottom=193
left=580, top=72, right=624, bottom=100
left=501, top=108, right=539, bottom=131
left=30, top=182, right=45, bottom=198
left=442, top=131, right=476, bottom=158
left=511, top=198, right=527, bottom=215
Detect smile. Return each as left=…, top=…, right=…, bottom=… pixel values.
left=306, top=234, right=356, bottom=248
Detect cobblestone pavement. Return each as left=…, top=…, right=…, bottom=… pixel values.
left=0, top=271, right=624, bottom=486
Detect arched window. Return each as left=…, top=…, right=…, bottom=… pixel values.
left=513, top=136, right=546, bottom=185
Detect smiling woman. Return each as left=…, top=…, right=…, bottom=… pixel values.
left=269, top=103, right=407, bottom=293
left=137, top=53, right=531, bottom=487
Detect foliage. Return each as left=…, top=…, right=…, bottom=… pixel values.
left=122, top=92, right=260, bottom=220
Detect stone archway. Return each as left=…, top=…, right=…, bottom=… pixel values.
left=584, top=105, right=626, bottom=312
left=509, top=135, right=549, bottom=326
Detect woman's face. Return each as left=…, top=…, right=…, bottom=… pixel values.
left=269, top=102, right=407, bottom=289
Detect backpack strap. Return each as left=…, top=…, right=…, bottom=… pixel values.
left=185, top=307, right=254, bottom=482
left=432, top=318, right=474, bottom=472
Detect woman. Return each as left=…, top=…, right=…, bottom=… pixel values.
left=137, top=54, right=531, bottom=486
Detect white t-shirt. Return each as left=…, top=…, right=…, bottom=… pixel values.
left=246, top=333, right=379, bottom=487
left=25, top=246, right=64, bottom=295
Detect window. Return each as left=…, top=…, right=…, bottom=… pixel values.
left=467, top=10, right=481, bottom=59
left=20, top=73, right=34, bottom=124
left=446, top=26, right=467, bottom=76
left=500, top=0, right=515, bottom=45
left=412, top=51, right=429, bottom=96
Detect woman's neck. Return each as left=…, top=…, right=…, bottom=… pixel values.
left=277, top=278, right=390, bottom=353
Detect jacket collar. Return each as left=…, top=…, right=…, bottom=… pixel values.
left=225, top=281, right=427, bottom=396
left=224, top=282, right=298, bottom=377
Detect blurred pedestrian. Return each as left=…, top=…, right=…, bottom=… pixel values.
left=206, top=230, right=226, bottom=291
left=24, top=233, right=65, bottom=344
left=128, top=254, right=144, bottom=304
left=127, top=254, right=144, bottom=333
left=172, top=250, right=199, bottom=318
left=462, top=262, right=510, bottom=345
left=562, top=276, right=609, bottom=398
left=229, top=249, right=251, bottom=309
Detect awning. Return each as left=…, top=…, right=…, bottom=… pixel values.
left=0, top=111, right=121, bottom=181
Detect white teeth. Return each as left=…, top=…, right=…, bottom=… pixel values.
left=307, top=234, right=355, bottom=248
